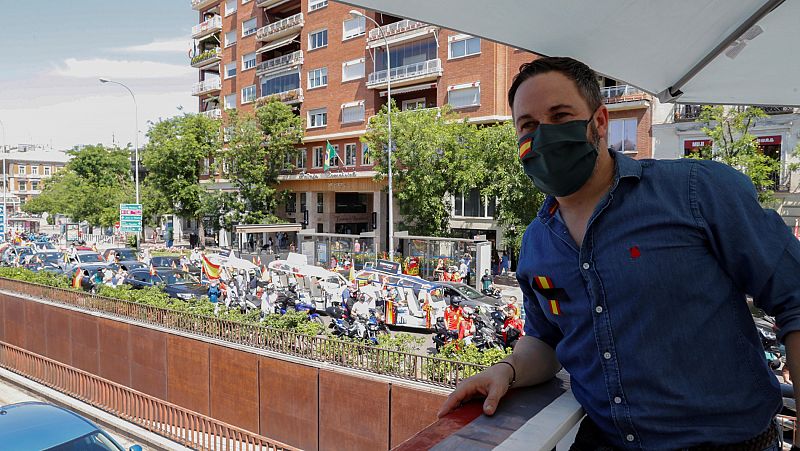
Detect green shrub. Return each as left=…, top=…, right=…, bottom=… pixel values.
left=0, top=267, right=71, bottom=288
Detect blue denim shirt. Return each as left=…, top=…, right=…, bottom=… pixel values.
left=518, top=151, right=800, bottom=449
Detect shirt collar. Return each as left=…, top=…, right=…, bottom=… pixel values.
left=536, top=150, right=643, bottom=222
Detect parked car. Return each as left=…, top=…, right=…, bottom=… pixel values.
left=2, top=246, right=36, bottom=266
left=0, top=401, right=141, bottom=451
left=23, top=251, right=65, bottom=274
left=124, top=268, right=207, bottom=300
left=64, top=251, right=110, bottom=273
left=149, top=255, right=181, bottom=268
left=433, top=281, right=501, bottom=313
left=103, top=248, right=139, bottom=263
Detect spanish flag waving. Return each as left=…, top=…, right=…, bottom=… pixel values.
left=72, top=267, right=82, bottom=289
left=385, top=299, right=395, bottom=325
left=201, top=254, right=221, bottom=280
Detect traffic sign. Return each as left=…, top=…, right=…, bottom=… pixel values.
left=119, top=203, right=142, bottom=233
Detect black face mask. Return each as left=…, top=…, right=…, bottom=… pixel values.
left=518, top=119, right=599, bottom=197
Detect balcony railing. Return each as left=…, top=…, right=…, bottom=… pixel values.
left=191, top=0, right=218, bottom=11
left=675, top=104, right=706, bottom=121
left=201, top=108, right=222, bottom=119
left=759, top=105, right=796, bottom=115
left=256, top=0, right=291, bottom=8
left=191, top=15, right=222, bottom=39
left=367, top=58, right=442, bottom=88
left=192, top=78, right=222, bottom=95
left=600, top=84, right=648, bottom=104
left=255, top=88, right=303, bottom=106
left=368, top=19, right=430, bottom=41
left=190, top=47, right=222, bottom=68
left=256, top=50, right=303, bottom=76
left=256, top=13, right=303, bottom=42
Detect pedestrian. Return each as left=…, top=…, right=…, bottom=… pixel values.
left=462, top=253, right=472, bottom=286
left=500, top=253, right=510, bottom=275
left=208, top=280, right=221, bottom=315
left=481, top=269, right=493, bottom=292
left=289, top=242, right=296, bottom=253
left=438, top=56, right=800, bottom=449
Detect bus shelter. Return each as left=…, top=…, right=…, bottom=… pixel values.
left=296, top=229, right=376, bottom=270
left=396, top=231, right=490, bottom=285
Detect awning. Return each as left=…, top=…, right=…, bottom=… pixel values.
left=256, top=33, right=300, bottom=54
left=234, top=223, right=303, bottom=234
left=756, top=135, right=782, bottom=146
left=379, top=82, right=436, bottom=97
left=340, top=0, right=800, bottom=106
left=684, top=139, right=713, bottom=150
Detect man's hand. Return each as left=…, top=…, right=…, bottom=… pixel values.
left=437, top=362, right=514, bottom=418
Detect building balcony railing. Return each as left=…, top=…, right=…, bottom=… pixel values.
left=600, top=84, right=649, bottom=105
left=256, top=13, right=304, bottom=42
left=190, top=47, right=222, bottom=68
left=192, top=78, right=222, bottom=96
left=368, top=19, right=430, bottom=42
left=675, top=104, right=706, bottom=121
left=191, top=15, right=222, bottom=40
left=191, top=0, right=218, bottom=11
left=256, top=0, right=292, bottom=9
left=366, top=58, right=442, bottom=89
left=255, top=88, right=303, bottom=107
left=758, top=105, right=796, bottom=115
left=256, top=50, right=303, bottom=76
left=200, top=108, right=222, bottom=119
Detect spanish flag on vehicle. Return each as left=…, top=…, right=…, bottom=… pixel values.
left=72, top=267, right=82, bottom=289
left=385, top=300, right=395, bottom=325
left=201, top=254, right=221, bottom=280
left=149, top=264, right=157, bottom=276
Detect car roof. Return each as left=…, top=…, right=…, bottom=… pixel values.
left=0, top=402, right=99, bottom=449
left=76, top=250, right=101, bottom=255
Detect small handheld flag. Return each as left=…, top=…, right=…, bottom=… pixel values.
left=149, top=264, right=157, bottom=276
left=201, top=254, right=221, bottom=280
left=72, top=268, right=82, bottom=289
left=385, top=300, right=395, bottom=325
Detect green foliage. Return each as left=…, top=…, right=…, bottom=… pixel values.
left=142, top=114, right=220, bottom=226
left=362, top=104, right=483, bottom=236
left=213, top=102, right=303, bottom=228
left=697, top=106, right=780, bottom=204
left=263, top=310, right=325, bottom=336
left=23, top=144, right=133, bottom=227
left=0, top=267, right=71, bottom=288
left=424, top=341, right=510, bottom=382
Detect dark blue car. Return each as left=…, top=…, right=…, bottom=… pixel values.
left=0, top=401, right=141, bottom=451
left=124, top=268, right=207, bottom=300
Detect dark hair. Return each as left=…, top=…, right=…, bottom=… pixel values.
left=508, top=56, right=602, bottom=113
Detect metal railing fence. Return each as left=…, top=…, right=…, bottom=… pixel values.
left=0, top=278, right=484, bottom=388
left=0, top=341, right=297, bottom=451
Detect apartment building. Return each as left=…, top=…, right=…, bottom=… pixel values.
left=190, top=0, right=655, bottom=250
left=0, top=149, right=70, bottom=215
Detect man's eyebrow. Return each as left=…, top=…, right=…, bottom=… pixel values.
left=515, top=113, right=534, bottom=125
left=548, top=104, right=573, bottom=112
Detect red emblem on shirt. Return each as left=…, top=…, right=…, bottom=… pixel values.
left=629, top=246, right=641, bottom=259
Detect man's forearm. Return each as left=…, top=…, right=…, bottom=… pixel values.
left=504, top=335, right=561, bottom=387
left=784, top=331, right=800, bottom=401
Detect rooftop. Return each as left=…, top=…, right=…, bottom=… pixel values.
left=0, top=150, right=72, bottom=163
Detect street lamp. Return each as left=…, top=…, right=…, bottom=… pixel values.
left=0, top=118, right=6, bottom=241
left=349, top=10, right=396, bottom=259
left=99, top=78, right=140, bottom=205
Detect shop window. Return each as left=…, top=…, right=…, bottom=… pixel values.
left=609, top=118, right=637, bottom=153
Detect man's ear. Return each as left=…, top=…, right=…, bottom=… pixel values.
left=593, top=105, right=609, bottom=143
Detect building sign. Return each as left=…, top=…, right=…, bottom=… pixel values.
left=756, top=135, right=782, bottom=146
left=375, top=259, right=402, bottom=274
left=119, top=203, right=142, bottom=232
left=683, top=139, right=712, bottom=150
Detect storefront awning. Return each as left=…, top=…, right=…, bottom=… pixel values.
left=256, top=33, right=300, bottom=54
left=234, top=223, right=303, bottom=234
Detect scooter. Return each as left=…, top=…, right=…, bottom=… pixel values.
left=481, top=286, right=502, bottom=299
left=364, top=309, right=389, bottom=344
left=295, top=299, right=324, bottom=325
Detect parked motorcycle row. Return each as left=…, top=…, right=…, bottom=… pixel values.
left=433, top=303, right=522, bottom=352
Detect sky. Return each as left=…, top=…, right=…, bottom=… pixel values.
left=0, top=1, right=199, bottom=150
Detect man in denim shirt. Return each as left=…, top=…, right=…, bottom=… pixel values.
left=439, top=56, right=800, bottom=449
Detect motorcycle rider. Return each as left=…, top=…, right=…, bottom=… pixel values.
left=501, top=305, right=525, bottom=346
left=444, top=297, right=464, bottom=340
left=458, top=307, right=477, bottom=342
left=352, top=292, right=371, bottom=319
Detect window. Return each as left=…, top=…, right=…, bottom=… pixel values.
left=225, top=0, right=237, bottom=16
left=448, top=83, right=480, bottom=109
left=309, top=0, right=327, bottom=11
left=261, top=70, right=300, bottom=96
left=342, top=16, right=366, bottom=40
left=361, top=143, right=372, bottom=165
left=341, top=58, right=365, bottom=81
left=224, top=93, right=236, bottom=109
left=17, top=165, right=25, bottom=175
left=308, top=108, right=327, bottom=128
left=375, top=38, right=437, bottom=71
left=297, top=150, right=307, bottom=169
left=223, top=126, right=232, bottom=144
left=242, top=85, right=257, bottom=104
left=309, top=29, right=328, bottom=50
left=402, top=98, right=426, bottom=111
left=300, top=193, right=307, bottom=212
left=242, top=52, right=256, bottom=71
left=242, top=18, right=257, bottom=37
left=307, top=67, right=328, bottom=89
left=18, top=181, right=26, bottom=191
left=449, top=35, right=481, bottom=59
left=30, top=181, right=38, bottom=191
left=286, top=192, right=297, bottom=213
left=317, top=193, right=324, bottom=213
left=335, top=193, right=368, bottom=213
left=201, top=158, right=210, bottom=175
left=43, top=166, right=51, bottom=176
left=225, top=30, right=237, bottom=47
left=225, top=61, right=237, bottom=78
left=341, top=102, right=365, bottom=123
left=454, top=188, right=496, bottom=218
left=31, top=166, right=38, bottom=175
left=313, top=146, right=324, bottom=167
left=344, top=143, right=357, bottom=166
left=609, top=118, right=638, bottom=153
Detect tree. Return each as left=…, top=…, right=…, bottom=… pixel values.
left=361, top=104, right=482, bottom=236
left=218, top=100, right=303, bottom=225
left=698, top=105, right=780, bottom=204
left=477, top=122, right=546, bottom=256
left=24, top=145, right=133, bottom=228
left=142, top=113, right=220, bottom=231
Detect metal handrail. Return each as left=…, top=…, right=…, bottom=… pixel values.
left=192, top=16, right=222, bottom=38
left=191, top=47, right=221, bottom=65
left=201, top=109, right=222, bottom=119
left=0, top=341, right=297, bottom=451
left=256, top=50, right=303, bottom=75
left=192, top=78, right=222, bottom=95
left=600, top=84, right=645, bottom=100
left=256, top=88, right=303, bottom=106
left=367, top=58, right=442, bottom=86
left=256, top=13, right=303, bottom=41
left=0, top=278, right=485, bottom=388
left=368, top=19, right=429, bottom=41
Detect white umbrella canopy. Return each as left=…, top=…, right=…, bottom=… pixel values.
left=338, top=0, right=799, bottom=106
left=221, top=254, right=259, bottom=271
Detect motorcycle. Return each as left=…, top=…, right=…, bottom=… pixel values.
left=295, top=298, right=324, bottom=325
left=364, top=309, right=389, bottom=344
left=481, top=287, right=502, bottom=299
left=467, top=315, right=504, bottom=351
left=432, top=317, right=459, bottom=351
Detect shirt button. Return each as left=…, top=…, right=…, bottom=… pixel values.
left=595, top=306, right=603, bottom=313
left=614, top=396, right=622, bottom=404
left=603, top=352, right=612, bottom=360
left=626, top=434, right=635, bottom=442
left=582, top=262, right=590, bottom=270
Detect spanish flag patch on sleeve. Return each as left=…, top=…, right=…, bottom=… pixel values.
left=549, top=299, right=561, bottom=316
